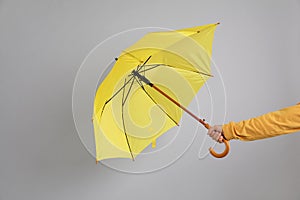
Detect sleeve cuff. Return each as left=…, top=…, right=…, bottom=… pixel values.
left=222, top=122, right=237, bottom=141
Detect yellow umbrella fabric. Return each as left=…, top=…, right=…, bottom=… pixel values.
left=93, top=23, right=218, bottom=161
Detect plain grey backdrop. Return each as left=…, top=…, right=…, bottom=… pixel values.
left=1, top=0, right=299, bottom=199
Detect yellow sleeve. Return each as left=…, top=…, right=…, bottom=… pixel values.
left=222, top=104, right=300, bottom=141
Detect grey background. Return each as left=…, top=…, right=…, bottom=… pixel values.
left=1, top=0, right=300, bottom=199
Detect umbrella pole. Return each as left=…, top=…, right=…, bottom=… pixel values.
left=150, top=84, right=230, bottom=158
left=132, top=69, right=230, bottom=158
left=151, top=85, right=209, bottom=128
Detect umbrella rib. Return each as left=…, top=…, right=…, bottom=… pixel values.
left=98, top=56, right=151, bottom=120
left=122, top=77, right=135, bottom=106
left=134, top=76, right=179, bottom=126
left=166, top=64, right=213, bottom=77
left=136, top=55, right=152, bottom=71
left=121, top=78, right=135, bottom=161
left=99, top=76, right=134, bottom=119
left=138, top=63, right=213, bottom=77
left=137, top=64, right=163, bottom=74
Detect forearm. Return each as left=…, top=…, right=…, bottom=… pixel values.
left=222, top=104, right=300, bottom=141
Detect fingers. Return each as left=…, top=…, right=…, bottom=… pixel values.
left=210, top=131, right=222, bottom=143
left=218, top=135, right=224, bottom=143
left=208, top=125, right=224, bottom=143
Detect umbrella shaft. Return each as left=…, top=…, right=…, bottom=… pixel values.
left=151, top=84, right=210, bottom=129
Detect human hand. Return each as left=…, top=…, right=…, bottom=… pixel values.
left=208, top=125, right=224, bottom=143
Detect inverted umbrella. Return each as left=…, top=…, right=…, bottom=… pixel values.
left=93, top=23, right=230, bottom=162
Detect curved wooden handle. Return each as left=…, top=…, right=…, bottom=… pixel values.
left=209, top=138, right=230, bottom=158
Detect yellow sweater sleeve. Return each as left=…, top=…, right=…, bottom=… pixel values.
left=222, top=104, right=300, bottom=141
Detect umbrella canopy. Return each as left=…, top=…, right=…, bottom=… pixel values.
left=93, top=23, right=229, bottom=161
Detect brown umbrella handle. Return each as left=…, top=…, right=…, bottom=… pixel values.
left=203, top=122, right=230, bottom=158
left=209, top=138, right=230, bottom=158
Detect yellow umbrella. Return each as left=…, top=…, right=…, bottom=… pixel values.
left=93, top=23, right=230, bottom=162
